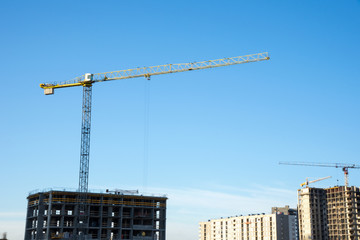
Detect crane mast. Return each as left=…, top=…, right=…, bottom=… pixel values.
left=79, top=84, right=92, bottom=193
left=40, top=52, right=269, bottom=238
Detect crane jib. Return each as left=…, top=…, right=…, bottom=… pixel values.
left=40, top=52, right=270, bottom=94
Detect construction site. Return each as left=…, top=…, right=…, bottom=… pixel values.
left=2, top=2, right=359, bottom=240
left=24, top=51, right=360, bottom=240
left=21, top=53, right=270, bottom=240
left=21, top=50, right=359, bottom=240
left=281, top=162, right=360, bottom=240
left=298, top=186, right=360, bottom=240
left=199, top=171, right=360, bottom=240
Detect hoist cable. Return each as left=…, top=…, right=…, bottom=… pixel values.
left=143, top=78, right=151, bottom=190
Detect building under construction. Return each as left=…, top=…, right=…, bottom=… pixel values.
left=24, top=189, right=167, bottom=240
left=298, top=186, right=360, bottom=240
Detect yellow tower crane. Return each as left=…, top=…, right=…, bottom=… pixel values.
left=300, top=176, right=332, bottom=187
left=40, top=52, right=269, bottom=193
left=40, top=52, right=270, bottom=237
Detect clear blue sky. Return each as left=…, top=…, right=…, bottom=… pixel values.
left=1, top=1, right=360, bottom=239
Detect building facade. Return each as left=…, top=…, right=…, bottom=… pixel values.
left=298, top=186, right=360, bottom=240
left=297, top=187, right=328, bottom=240
left=199, top=206, right=298, bottom=240
left=0, top=233, right=8, bottom=240
left=326, top=186, right=360, bottom=239
left=24, top=190, right=167, bottom=240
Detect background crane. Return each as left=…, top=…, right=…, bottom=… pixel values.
left=279, top=161, right=360, bottom=187
left=40, top=52, right=270, bottom=237
left=300, top=176, right=331, bottom=187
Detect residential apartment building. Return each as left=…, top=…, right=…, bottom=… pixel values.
left=199, top=206, right=298, bottom=240
left=298, top=186, right=360, bottom=240
left=24, top=189, right=167, bottom=240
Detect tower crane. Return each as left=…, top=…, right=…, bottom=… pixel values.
left=40, top=52, right=269, bottom=237
left=41, top=52, right=269, bottom=193
left=279, top=161, right=360, bottom=187
left=300, top=176, right=331, bottom=187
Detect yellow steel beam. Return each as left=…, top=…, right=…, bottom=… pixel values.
left=40, top=82, right=85, bottom=89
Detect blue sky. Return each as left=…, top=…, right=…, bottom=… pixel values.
left=1, top=0, right=360, bottom=239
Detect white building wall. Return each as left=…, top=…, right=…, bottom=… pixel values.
left=200, top=213, right=296, bottom=240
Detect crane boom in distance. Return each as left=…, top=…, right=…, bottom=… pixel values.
left=279, top=161, right=360, bottom=187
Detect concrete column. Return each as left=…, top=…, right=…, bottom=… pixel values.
left=35, top=193, right=45, bottom=240
left=46, top=192, right=52, bottom=240
left=24, top=199, right=35, bottom=240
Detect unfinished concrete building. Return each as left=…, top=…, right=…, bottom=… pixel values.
left=24, top=190, right=167, bottom=240
left=326, top=186, right=360, bottom=240
left=298, top=186, right=360, bottom=240
left=297, top=187, right=328, bottom=240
